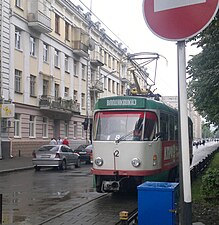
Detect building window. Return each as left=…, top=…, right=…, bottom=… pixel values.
left=29, top=115, right=35, bottom=137
left=82, top=64, right=86, bottom=80
left=112, top=81, right=115, bottom=93
left=108, top=78, right=111, bottom=92
left=54, top=49, right=59, bottom=67
left=43, top=79, right=49, bottom=96
left=104, top=76, right=107, bottom=89
left=15, top=0, right=22, bottom=8
left=55, top=84, right=59, bottom=99
left=81, top=93, right=85, bottom=108
left=14, top=113, right=21, bottom=137
left=15, top=69, right=22, bottom=93
left=30, top=36, right=36, bottom=56
left=42, top=117, right=48, bottom=138
left=73, top=90, right=78, bottom=102
left=55, top=14, right=60, bottom=34
left=64, top=87, right=69, bottom=98
left=15, top=29, right=21, bottom=49
left=43, top=43, right=48, bottom=62
left=65, top=55, right=69, bottom=72
left=73, top=121, right=77, bottom=138
left=117, top=83, right=119, bottom=95
left=104, top=51, right=107, bottom=65
left=64, top=121, right=69, bottom=137
left=30, top=75, right=36, bottom=96
left=108, top=55, right=111, bottom=68
left=65, top=21, right=70, bottom=40
left=74, top=61, right=78, bottom=76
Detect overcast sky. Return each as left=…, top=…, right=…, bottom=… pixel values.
left=72, top=0, right=200, bottom=96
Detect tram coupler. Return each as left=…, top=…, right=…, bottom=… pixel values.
left=102, top=181, right=120, bottom=192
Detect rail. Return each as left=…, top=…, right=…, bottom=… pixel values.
left=117, top=147, right=219, bottom=225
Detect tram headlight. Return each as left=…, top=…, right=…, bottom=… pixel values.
left=131, top=158, right=141, bottom=167
left=95, top=157, right=103, bottom=166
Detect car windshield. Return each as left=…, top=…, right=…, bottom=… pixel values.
left=38, top=146, right=59, bottom=152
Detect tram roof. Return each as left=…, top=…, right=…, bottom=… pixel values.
left=95, top=96, right=178, bottom=115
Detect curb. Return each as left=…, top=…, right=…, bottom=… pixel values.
left=0, top=166, right=34, bottom=174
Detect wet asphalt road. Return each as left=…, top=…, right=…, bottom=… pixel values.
left=0, top=142, right=218, bottom=224
left=0, top=163, right=138, bottom=225
left=0, top=164, right=102, bottom=224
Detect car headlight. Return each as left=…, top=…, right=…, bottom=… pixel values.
left=95, top=157, right=103, bottom=166
left=131, top=158, right=141, bottom=167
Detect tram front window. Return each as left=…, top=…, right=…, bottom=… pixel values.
left=94, top=111, right=144, bottom=141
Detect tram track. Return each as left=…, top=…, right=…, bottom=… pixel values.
left=38, top=192, right=138, bottom=225
left=38, top=193, right=108, bottom=225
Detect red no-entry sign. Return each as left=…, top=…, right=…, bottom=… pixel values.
left=143, top=0, right=219, bottom=41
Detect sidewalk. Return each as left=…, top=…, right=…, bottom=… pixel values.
left=0, top=156, right=33, bottom=174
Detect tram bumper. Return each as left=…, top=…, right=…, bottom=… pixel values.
left=102, top=181, right=120, bottom=192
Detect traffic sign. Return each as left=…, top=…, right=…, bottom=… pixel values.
left=143, top=0, right=219, bottom=41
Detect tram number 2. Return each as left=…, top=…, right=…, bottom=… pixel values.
left=114, top=150, right=119, bottom=157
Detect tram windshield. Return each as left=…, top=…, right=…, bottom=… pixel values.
left=93, top=111, right=157, bottom=141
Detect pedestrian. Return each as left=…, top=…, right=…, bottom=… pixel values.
left=62, top=137, right=69, bottom=146
left=50, top=137, right=57, bottom=145
left=57, top=137, right=63, bottom=145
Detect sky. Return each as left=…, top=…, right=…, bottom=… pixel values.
left=72, top=0, right=200, bottom=96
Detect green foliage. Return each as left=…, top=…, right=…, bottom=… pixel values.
left=201, top=168, right=219, bottom=199
left=187, top=12, right=219, bottom=127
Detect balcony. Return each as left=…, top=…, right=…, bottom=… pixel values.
left=39, top=96, right=80, bottom=119
left=90, top=51, right=104, bottom=67
left=27, top=0, right=52, bottom=33
left=72, top=41, right=89, bottom=57
left=90, top=81, right=104, bottom=93
left=72, top=27, right=89, bottom=57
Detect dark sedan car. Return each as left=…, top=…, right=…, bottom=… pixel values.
left=32, top=145, right=80, bottom=171
left=74, top=144, right=92, bottom=164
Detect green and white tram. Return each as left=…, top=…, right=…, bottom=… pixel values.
left=91, top=95, right=193, bottom=193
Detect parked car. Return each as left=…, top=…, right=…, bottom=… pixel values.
left=74, top=144, right=93, bottom=164
left=32, top=145, right=80, bottom=171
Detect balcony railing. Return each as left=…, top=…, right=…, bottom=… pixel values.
left=39, top=96, right=80, bottom=114
left=90, top=81, right=104, bottom=93
left=90, top=51, right=104, bottom=67
left=72, top=41, right=89, bottom=57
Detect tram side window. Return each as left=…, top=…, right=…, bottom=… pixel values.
left=160, top=113, right=168, bottom=140
left=169, top=115, right=174, bottom=140
left=143, top=112, right=157, bottom=141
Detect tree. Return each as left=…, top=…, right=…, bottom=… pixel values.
left=187, top=12, right=219, bottom=129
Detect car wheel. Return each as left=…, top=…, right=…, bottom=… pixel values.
left=75, top=158, right=81, bottom=168
left=59, top=160, right=67, bottom=170
left=34, top=166, right=41, bottom=171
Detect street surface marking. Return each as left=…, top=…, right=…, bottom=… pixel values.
left=154, top=0, right=206, bottom=12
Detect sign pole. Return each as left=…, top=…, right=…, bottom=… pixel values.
left=177, top=40, right=192, bottom=225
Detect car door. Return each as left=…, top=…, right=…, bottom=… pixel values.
left=69, top=149, right=77, bottom=164
left=61, top=146, right=71, bottom=165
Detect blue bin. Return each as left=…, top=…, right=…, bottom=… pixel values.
left=138, top=181, right=179, bottom=225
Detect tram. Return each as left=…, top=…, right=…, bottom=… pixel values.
left=91, top=95, right=193, bottom=193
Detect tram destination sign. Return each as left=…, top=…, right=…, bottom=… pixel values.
left=96, top=97, right=146, bottom=109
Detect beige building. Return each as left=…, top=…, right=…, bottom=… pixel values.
left=161, top=96, right=202, bottom=139
left=0, top=0, right=142, bottom=158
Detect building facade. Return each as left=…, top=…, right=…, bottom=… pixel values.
left=0, top=0, right=139, bottom=158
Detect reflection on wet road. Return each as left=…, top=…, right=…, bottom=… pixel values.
left=0, top=165, right=99, bottom=224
